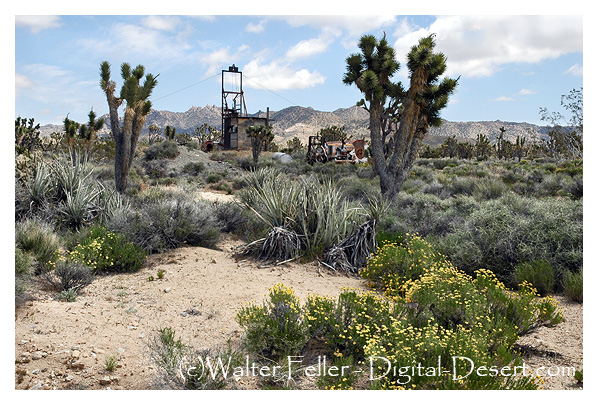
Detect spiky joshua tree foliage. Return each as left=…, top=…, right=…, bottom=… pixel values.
left=100, top=61, right=158, bottom=193
left=343, top=34, right=458, bottom=199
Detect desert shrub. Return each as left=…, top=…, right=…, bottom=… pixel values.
left=186, top=140, right=200, bottom=150
left=360, top=234, right=446, bottom=297
left=15, top=247, right=34, bottom=276
left=69, top=226, right=146, bottom=272
left=536, top=173, right=568, bottom=197
left=213, top=201, right=249, bottom=234
left=149, top=327, right=243, bottom=390
left=564, top=174, right=583, bottom=199
left=433, top=195, right=582, bottom=283
left=144, top=141, right=179, bottom=161
left=205, top=172, right=223, bottom=184
left=15, top=218, right=61, bottom=272
left=513, top=259, right=555, bottom=296
left=449, top=177, right=476, bottom=196
left=236, top=284, right=308, bottom=359
left=110, top=198, right=221, bottom=252
left=42, top=260, right=93, bottom=292
left=563, top=270, right=583, bottom=303
left=473, top=178, right=505, bottom=200
left=56, top=288, right=79, bottom=302
left=182, top=161, right=205, bottom=176
left=142, top=159, right=168, bottom=179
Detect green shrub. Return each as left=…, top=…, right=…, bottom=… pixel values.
left=15, top=218, right=61, bottom=272
left=56, top=287, right=78, bottom=302
left=213, top=201, right=249, bottom=234
left=69, top=226, right=146, bottom=272
left=205, top=172, right=223, bottom=184
left=149, top=327, right=242, bottom=390
left=42, top=260, right=93, bottom=292
left=110, top=198, right=221, bottom=252
left=182, top=161, right=205, bottom=176
left=513, top=260, right=555, bottom=296
left=563, top=270, right=583, bottom=303
left=236, top=284, right=308, bottom=360
left=473, top=178, right=505, bottom=200
left=144, top=141, right=179, bottom=160
left=15, top=247, right=34, bottom=275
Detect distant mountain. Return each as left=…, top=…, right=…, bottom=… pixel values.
left=38, top=105, right=552, bottom=146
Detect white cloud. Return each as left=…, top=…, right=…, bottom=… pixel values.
left=202, top=46, right=252, bottom=77
left=243, top=58, right=326, bottom=91
left=494, top=96, right=514, bottom=102
left=517, top=89, right=536, bottom=96
left=16, top=64, right=101, bottom=120
left=141, top=16, right=180, bottom=31
left=393, top=16, right=583, bottom=78
left=565, top=63, right=583, bottom=77
left=286, top=29, right=339, bottom=61
left=277, top=15, right=396, bottom=37
left=246, top=20, right=266, bottom=33
left=15, top=73, right=34, bottom=96
left=15, top=15, right=62, bottom=33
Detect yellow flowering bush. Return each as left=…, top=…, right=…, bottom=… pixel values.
left=361, top=233, right=446, bottom=298
left=69, top=226, right=146, bottom=272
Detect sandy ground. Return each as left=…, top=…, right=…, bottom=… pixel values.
left=15, top=239, right=366, bottom=390
left=15, top=239, right=582, bottom=390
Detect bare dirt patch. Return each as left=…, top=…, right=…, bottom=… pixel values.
left=15, top=239, right=365, bottom=390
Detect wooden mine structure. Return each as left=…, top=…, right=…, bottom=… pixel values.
left=220, top=65, right=269, bottom=150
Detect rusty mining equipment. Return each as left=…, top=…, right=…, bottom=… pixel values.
left=306, top=136, right=367, bottom=165
left=220, top=65, right=270, bottom=150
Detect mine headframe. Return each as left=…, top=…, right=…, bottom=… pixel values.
left=221, top=65, right=248, bottom=150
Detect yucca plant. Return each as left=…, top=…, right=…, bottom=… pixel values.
left=52, top=151, right=94, bottom=201
left=239, top=168, right=365, bottom=260
left=26, top=161, right=53, bottom=206
left=58, top=180, right=100, bottom=229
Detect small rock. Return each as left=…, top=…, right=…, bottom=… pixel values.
left=164, top=287, right=172, bottom=293
left=32, top=351, right=44, bottom=360
left=65, top=375, right=72, bottom=382
left=21, top=352, right=31, bottom=359
left=211, top=258, right=218, bottom=264
left=71, top=362, right=86, bottom=370
left=138, top=333, right=145, bottom=339
left=32, top=369, right=40, bottom=375
left=19, top=340, right=28, bottom=345
left=99, top=376, right=111, bottom=386
left=71, top=345, right=81, bottom=351
left=29, top=382, right=43, bottom=390
left=180, top=312, right=187, bottom=317
left=72, top=350, right=81, bottom=359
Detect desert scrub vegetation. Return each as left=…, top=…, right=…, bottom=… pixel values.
left=68, top=226, right=146, bottom=272
left=238, top=168, right=367, bottom=260
left=236, top=236, right=562, bottom=389
left=144, top=140, right=179, bottom=161
left=108, top=188, right=238, bottom=253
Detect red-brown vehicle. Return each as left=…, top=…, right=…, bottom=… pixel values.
left=306, top=136, right=367, bottom=165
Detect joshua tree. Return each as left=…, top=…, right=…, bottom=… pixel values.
left=343, top=34, right=457, bottom=199
left=100, top=61, right=158, bottom=193
left=15, top=116, right=41, bottom=154
left=246, top=124, right=274, bottom=164
left=148, top=124, right=161, bottom=144
left=440, top=135, right=458, bottom=158
left=317, top=125, right=349, bottom=144
left=63, top=115, right=80, bottom=157
left=475, top=133, right=491, bottom=159
left=512, top=135, right=526, bottom=162
left=164, top=125, right=176, bottom=141
left=539, top=88, right=583, bottom=159
left=81, top=109, right=105, bottom=159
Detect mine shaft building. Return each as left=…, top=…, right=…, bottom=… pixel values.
left=221, top=65, right=270, bottom=150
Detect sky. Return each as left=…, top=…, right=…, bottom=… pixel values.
left=13, top=7, right=586, bottom=127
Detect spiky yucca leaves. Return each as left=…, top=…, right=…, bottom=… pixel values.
left=100, top=61, right=158, bottom=192
left=239, top=168, right=365, bottom=260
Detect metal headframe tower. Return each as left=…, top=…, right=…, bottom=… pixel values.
left=221, top=65, right=248, bottom=149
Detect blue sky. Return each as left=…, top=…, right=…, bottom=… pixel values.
left=14, top=11, right=584, bottom=126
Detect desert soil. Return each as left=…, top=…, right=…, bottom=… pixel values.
left=15, top=236, right=582, bottom=390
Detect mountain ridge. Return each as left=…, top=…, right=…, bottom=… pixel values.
left=37, top=105, right=552, bottom=145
